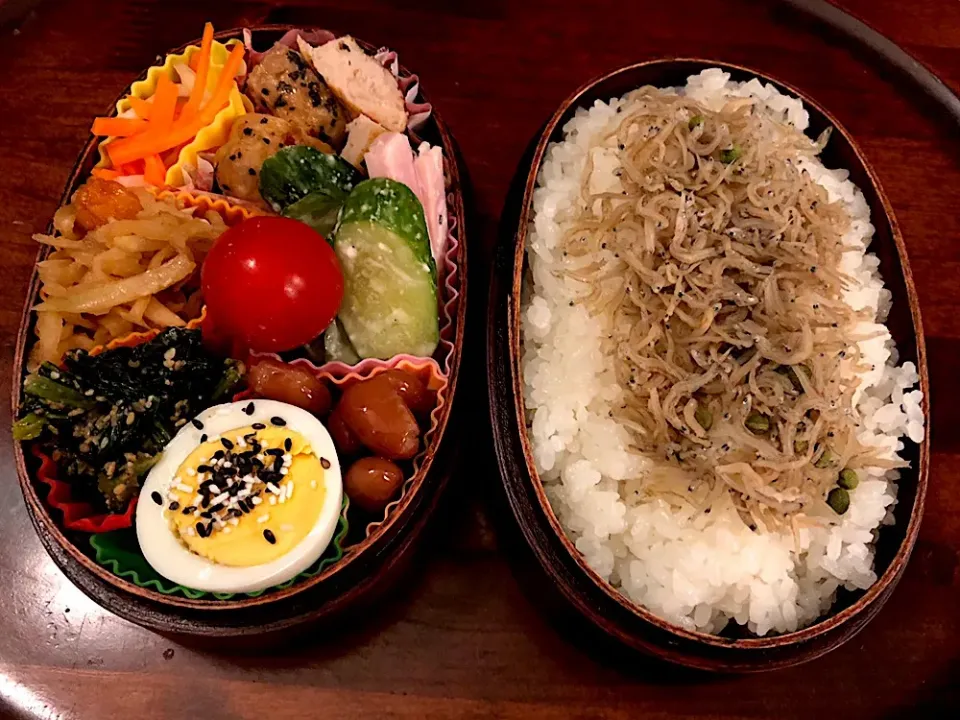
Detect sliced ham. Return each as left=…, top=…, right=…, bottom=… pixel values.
left=364, top=132, right=447, bottom=264
left=365, top=132, right=419, bottom=196
left=413, top=142, right=448, bottom=265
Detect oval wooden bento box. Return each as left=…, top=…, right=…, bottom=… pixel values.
left=488, top=59, right=930, bottom=672
left=10, top=25, right=467, bottom=640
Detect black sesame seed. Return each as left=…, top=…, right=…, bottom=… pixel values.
left=244, top=402, right=255, bottom=415
left=262, top=137, right=271, bottom=145
left=151, top=491, right=162, bottom=506
left=263, top=529, right=276, bottom=544
left=197, top=522, right=208, bottom=538
left=221, top=438, right=235, bottom=450
left=320, top=457, right=331, bottom=469
left=169, top=501, right=180, bottom=511
left=248, top=168, right=256, bottom=176
left=200, top=434, right=208, bottom=443
left=260, top=117, right=268, bottom=124
left=261, top=87, right=270, bottom=95
left=201, top=495, right=211, bottom=508
left=191, top=418, right=204, bottom=430
left=271, top=416, right=286, bottom=427
left=182, top=505, right=197, bottom=515
left=252, top=423, right=266, bottom=430
left=200, top=510, right=213, bottom=519
left=266, top=448, right=284, bottom=457
left=284, top=437, right=292, bottom=452
left=197, top=464, right=213, bottom=473
left=243, top=127, right=254, bottom=136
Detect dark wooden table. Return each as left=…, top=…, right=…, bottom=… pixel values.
left=1, top=1, right=958, bottom=717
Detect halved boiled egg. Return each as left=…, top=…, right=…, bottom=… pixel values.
left=136, top=399, right=342, bottom=593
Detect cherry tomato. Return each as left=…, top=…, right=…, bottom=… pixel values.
left=201, top=216, right=343, bottom=353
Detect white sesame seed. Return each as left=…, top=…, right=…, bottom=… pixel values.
left=280, top=468, right=289, bottom=476
left=222, top=527, right=232, bottom=535
left=238, top=488, right=251, bottom=499
left=186, top=527, right=196, bottom=536
left=173, top=476, right=182, bottom=484
left=269, top=496, right=277, bottom=506
left=282, top=454, right=292, bottom=463
left=267, top=482, right=280, bottom=495
left=310, top=480, right=317, bottom=489
left=229, top=517, right=239, bottom=526
left=222, top=462, right=232, bottom=469
left=208, top=484, right=220, bottom=494
left=236, top=437, right=246, bottom=448
left=285, top=482, right=294, bottom=500
left=280, top=524, right=294, bottom=533
left=251, top=496, right=262, bottom=505
left=257, top=514, right=270, bottom=524
left=212, top=492, right=229, bottom=506
left=187, top=468, right=197, bottom=477
left=176, top=482, right=193, bottom=493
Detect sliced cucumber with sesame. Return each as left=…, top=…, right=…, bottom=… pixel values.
left=324, top=318, right=361, bottom=365
left=333, top=178, right=439, bottom=359
left=258, top=145, right=361, bottom=214
left=282, top=191, right=342, bottom=240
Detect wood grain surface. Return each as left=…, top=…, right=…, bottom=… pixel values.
left=0, top=0, right=958, bottom=717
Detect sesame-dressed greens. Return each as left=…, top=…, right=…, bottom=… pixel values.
left=15, top=328, right=243, bottom=510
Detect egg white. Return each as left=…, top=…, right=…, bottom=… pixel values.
left=136, top=399, right=343, bottom=593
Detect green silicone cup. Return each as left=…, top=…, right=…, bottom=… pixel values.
left=89, top=495, right=351, bottom=600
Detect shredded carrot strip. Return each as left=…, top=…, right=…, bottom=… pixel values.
left=128, top=96, right=153, bottom=120
left=118, top=160, right=144, bottom=176
left=182, top=22, right=214, bottom=120
left=149, top=74, right=179, bottom=135
left=102, top=24, right=244, bottom=169
left=91, top=168, right=121, bottom=180
left=143, top=154, right=166, bottom=186
left=91, top=117, right=148, bottom=137
left=198, top=42, right=245, bottom=123
left=107, top=115, right=207, bottom=167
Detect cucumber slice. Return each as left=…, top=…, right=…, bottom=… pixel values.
left=258, top=146, right=361, bottom=212
left=338, top=178, right=437, bottom=281
left=282, top=192, right=342, bottom=240
left=334, top=179, right=439, bottom=359
left=324, top=318, right=361, bottom=365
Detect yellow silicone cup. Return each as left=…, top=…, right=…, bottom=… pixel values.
left=96, top=38, right=253, bottom=187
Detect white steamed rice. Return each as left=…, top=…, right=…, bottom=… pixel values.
left=521, top=69, right=925, bottom=636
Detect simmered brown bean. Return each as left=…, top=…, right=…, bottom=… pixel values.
left=370, top=370, right=434, bottom=417
left=338, top=378, right=420, bottom=460
left=327, top=402, right=363, bottom=457
left=344, top=457, right=405, bottom=514
left=247, top=358, right=332, bottom=416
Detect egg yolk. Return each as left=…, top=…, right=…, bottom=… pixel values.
left=163, top=425, right=329, bottom=567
